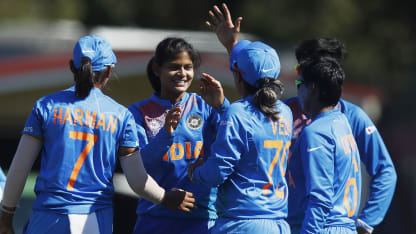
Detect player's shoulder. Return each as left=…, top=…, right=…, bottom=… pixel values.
left=277, top=100, right=293, bottom=117
left=304, top=110, right=338, bottom=132
left=128, top=96, right=154, bottom=111
left=227, top=98, right=250, bottom=114
left=99, top=92, right=128, bottom=111
left=339, top=99, right=366, bottom=116
left=35, top=87, right=75, bottom=106
left=338, top=98, right=372, bottom=124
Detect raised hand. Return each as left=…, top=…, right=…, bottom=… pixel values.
left=161, top=188, right=195, bottom=212
left=206, top=3, right=243, bottom=54
left=165, top=105, right=182, bottom=134
left=199, top=73, right=224, bottom=108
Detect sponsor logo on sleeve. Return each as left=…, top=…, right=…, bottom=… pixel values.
left=365, top=126, right=377, bottom=135
left=23, top=126, right=33, bottom=133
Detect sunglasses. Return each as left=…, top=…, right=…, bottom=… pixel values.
left=295, top=80, right=304, bottom=87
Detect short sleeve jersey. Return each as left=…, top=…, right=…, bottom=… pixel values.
left=22, top=86, right=138, bottom=214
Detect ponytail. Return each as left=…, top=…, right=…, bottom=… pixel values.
left=72, top=57, right=105, bottom=98
left=252, top=78, right=284, bottom=120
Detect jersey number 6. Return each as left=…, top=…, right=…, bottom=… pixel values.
left=67, top=131, right=98, bottom=191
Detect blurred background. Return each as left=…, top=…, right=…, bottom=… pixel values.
left=0, top=0, right=414, bottom=233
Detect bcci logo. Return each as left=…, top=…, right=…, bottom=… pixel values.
left=187, top=114, right=203, bottom=130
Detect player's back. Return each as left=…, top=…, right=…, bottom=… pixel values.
left=215, top=96, right=292, bottom=219
left=23, top=86, right=137, bottom=213
left=302, top=109, right=362, bottom=228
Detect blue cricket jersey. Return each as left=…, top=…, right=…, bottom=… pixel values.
left=285, top=97, right=396, bottom=228
left=22, top=86, right=138, bottom=214
left=128, top=92, right=229, bottom=219
left=289, top=108, right=362, bottom=233
left=193, top=95, right=293, bottom=219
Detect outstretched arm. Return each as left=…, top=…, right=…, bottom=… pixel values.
left=206, top=3, right=243, bottom=54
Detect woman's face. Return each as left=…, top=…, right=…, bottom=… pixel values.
left=296, top=75, right=313, bottom=114
left=157, top=51, right=194, bottom=100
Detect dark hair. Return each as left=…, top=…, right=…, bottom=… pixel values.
left=244, top=78, right=284, bottom=119
left=299, top=56, right=345, bottom=106
left=295, top=38, right=347, bottom=63
left=147, top=37, right=201, bottom=94
left=71, top=57, right=106, bottom=98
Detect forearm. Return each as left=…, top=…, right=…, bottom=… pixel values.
left=193, top=162, right=225, bottom=188
left=2, top=134, right=41, bottom=208
left=359, top=135, right=397, bottom=226
left=359, top=164, right=397, bottom=226
left=120, top=150, right=165, bottom=204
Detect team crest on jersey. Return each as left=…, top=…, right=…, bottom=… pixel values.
left=187, top=114, right=203, bottom=130
left=146, top=118, right=163, bottom=138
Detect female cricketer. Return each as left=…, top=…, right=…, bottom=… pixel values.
left=189, top=5, right=293, bottom=231
left=290, top=57, right=362, bottom=233
left=286, top=38, right=397, bottom=234
left=0, top=35, right=194, bottom=234
left=128, top=37, right=229, bottom=234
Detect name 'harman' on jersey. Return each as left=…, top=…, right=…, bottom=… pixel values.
left=22, top=86, right=138, bottom=214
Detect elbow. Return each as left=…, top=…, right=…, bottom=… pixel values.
left=194, top=168, right=224, bottom=188
left=383, top=163, right=397, bottom=186
left=390, top=166, right=398, bottom=186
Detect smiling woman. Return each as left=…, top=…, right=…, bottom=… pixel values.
left=128, top=37, right=230, bottom=234
left=156, top=51, right=195, bottom=103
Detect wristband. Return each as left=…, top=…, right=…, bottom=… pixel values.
left=0, top=205, right=16, bottom=214
left=356, top=218, right=374, bottom=233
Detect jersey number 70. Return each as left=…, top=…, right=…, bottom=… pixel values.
left=263, top=140, right=291, bottom=198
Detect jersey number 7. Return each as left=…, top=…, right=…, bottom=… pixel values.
left=67, top=131, right=98, bottom=191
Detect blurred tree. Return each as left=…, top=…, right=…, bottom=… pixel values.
left=0, top=0, right=82, bottom=20
left=0, top=0, right=413, bottom=118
